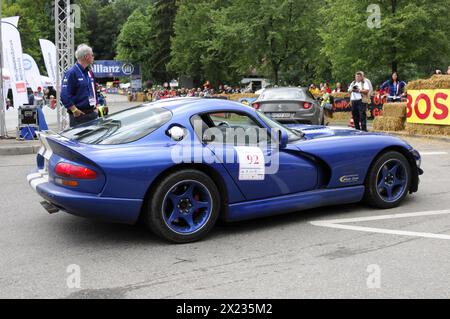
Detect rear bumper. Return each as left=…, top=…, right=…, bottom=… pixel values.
left=264, top=109, right=321, bottom=124
left=27, top=170, right=143, bottom=224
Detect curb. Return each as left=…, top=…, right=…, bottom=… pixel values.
left=382, top=131, right=450, bottom=143
left=0, top=144, right=41, bottom=156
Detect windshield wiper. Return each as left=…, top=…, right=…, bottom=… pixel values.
left=291, top=128, right=306, bottom=139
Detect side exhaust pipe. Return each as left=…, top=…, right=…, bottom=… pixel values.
left=40, top=201, right=60, bottom=214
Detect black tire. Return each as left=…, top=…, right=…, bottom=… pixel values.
left=143, top=169, right=221, bottom=243
left=365, top=151, right=412, bottom=209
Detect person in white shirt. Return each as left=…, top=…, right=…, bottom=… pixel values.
left=348, top=71, right=370, bottom=131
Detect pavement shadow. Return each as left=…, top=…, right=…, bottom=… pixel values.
left=49, top=201, right=396, bottom=246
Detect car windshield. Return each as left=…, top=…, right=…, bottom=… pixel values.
left=256, top=111, right=304, bottom=142
left=259, top=88, right=307, bottom=100
left=61, top=106, right=172, bottom=145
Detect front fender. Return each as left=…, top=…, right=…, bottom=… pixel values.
left=296, top=134, right=414, bottom=189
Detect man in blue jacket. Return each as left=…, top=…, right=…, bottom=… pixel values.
left=61, top=44, right=98, bottom=127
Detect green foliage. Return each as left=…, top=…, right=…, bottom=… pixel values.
left=319, top=0, right=450, bottom=85
left=116, top=0, right=177, bottom=83
left=169, top=0, right=326, bottom=86
left=86, top=0, right=155, bottom=60
left=3, top=0, right=53, bottom=73
left=168, top=0, right=237, bottom=86
left=2, top=0, right=450, bottom=86
left=2, top=0, right=91, bottom=74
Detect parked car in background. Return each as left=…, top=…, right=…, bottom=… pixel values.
left=252, top=87, right=324, bottom=125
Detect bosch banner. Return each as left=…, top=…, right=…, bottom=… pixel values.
left=92, top=61, right=140, bottom=78
left=407, top=90, right=450, bottom=125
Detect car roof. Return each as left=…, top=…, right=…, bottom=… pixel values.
left=144, top=98, right=256, bottom=116
left=263, top=87, right=307, bottom=92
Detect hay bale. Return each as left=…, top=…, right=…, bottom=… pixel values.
left=383, top=103, right=407, bottom=117
left=406, top=75, right=450, bottom=90
left=373, top=116, right=405, bottom=132
left=216, top=93, right=258, bottom=101
left=406, top=123, right=450, bottom=136
left=331, top=92, right=351, bottom=99
left=331, top=112, right=352, bottom=121
left=136, top=93, right=146, bottom=102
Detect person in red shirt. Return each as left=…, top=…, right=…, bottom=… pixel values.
left=321, top=82, right=332, bottom=94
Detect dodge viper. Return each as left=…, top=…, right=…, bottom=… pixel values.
left=27, top=98, right=423, bottom=243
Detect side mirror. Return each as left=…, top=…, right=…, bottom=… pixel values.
left=167, top=126, right=186, bottom=141
left=278, top=130, right=288, bottom=149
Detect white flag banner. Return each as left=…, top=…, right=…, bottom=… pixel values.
left=1, top=20, right=28, bottom=106
left=1, top=74, right=10, bottom=112
left=39, top=39, right=57, bottom=87
left=2, top=16, right=19, bottom=28
left=23, top=54, right=43, bottom=91
left=1, top=68, right=10, bottom=110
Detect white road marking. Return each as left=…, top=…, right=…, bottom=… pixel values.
left=420, top=151, right=448, bottom=156
left=310, top=210, right=450, bottom=240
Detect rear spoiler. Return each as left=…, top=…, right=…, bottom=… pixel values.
left=37, top=131, right=58, bottom=161
left=37, top=131, right=98, bottom=168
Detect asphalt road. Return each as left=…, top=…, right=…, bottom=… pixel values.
left=0, top=101, right=449, bottom=298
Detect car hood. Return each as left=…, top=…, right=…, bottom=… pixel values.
left=285, top=124, right=386, bottom=140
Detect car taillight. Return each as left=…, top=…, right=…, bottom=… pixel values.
left=303, top=102, right=312, bottom=110
left=55, top=163, right=97, bottom=180
left=253, top=102, right=261, bottom=110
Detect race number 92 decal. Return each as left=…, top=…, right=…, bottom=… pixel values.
left=235, top=147, right=265, bottom=181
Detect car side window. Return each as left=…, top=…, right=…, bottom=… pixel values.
left=192, top=112, right=268, bottom=146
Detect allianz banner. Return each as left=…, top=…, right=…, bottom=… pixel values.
left=92, top=61, right=140, bottom=78
left=407, top=90, right=450, bottom=125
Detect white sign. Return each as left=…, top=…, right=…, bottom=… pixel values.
left=235, top=147, right=265, bottom=181
left=39, top=39, right=57, bottom=87
left=23, top=54, right=43, bottom=91
left=1, top=18, right=28, bottom=106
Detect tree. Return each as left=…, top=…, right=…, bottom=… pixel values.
left=319, top=0, right=450, bottom=85
left=117, top=7, right=153, bottom=76
left=150, top=0, right=177, bottom=82
left=168, top=0, right=236, bottom=86
left=116, top=0, right=177, bottom=83
left=2, top=0, right=92, bottom=75
left=170, top=0, right=324, bottom=86
left=3, top=0, right=53, bottom=74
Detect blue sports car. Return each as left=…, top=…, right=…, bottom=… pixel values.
left=27, top=98, right=423, bottom=243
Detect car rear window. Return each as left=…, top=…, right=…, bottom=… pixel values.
left=61, top=106, right=172, bottom=145
left=260, top=89, right=307, bottom=100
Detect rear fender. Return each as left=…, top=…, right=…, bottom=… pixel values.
left=45, top=136, right=107, bottom=194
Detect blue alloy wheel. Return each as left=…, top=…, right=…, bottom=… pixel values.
left=144, top=169, right=221, bottom=243
left=162, top=180, right=213, bottom=234
left=376, top=159, right=408, bottom=203
left=365, top=151, right=412, bottom=209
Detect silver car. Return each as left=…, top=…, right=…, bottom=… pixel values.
left=252, top=87, right=324, bottom=125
